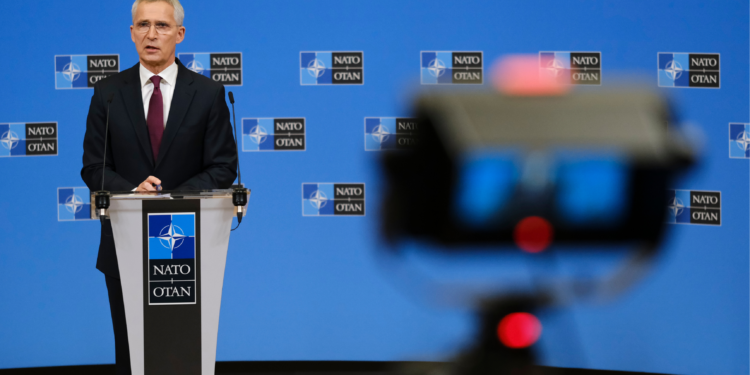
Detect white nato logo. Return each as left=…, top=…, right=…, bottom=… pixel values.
left=1, top=130, right=20, bottom=150
left=668, top=197, right=684, bottom=216
left=248, top=125, right=268, bottom=144
left=735, top=131, right=750, bottom=151
left=546, top=59, right=565, bottom=77
left=371, top=125, right=390, bottom=143
left=427, top=59, right=446, bottom=77
left=186, top=60, right=204, bottom=74
left=307, top=59, right=326, bottom=78
left=62, top=62, right=81, bottom=82
left=664, top=60, right=683, bottom=80
left=157, top=223, right=187, bottom=251
left=65, top=194, right=85, bottom=214
left=308, top=190, right=328, bottom=209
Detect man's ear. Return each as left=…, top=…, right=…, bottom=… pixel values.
left=176, top=26, right=185, bottom=44
left=130, top=25, right=136, bottom=43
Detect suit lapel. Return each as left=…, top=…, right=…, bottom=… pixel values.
left=120, top=64, right=155, bottom=166
left=155, top=62, right=195, bottom=168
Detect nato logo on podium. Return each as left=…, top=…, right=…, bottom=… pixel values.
left=148, top=213, right=197, bottom=305
left=54, top=54, right=119, bottom=89
left=302, top=183, right=365, bottom=216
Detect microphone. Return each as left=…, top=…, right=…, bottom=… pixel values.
left=227, top=91, right=248, bottom=229
left=95, top=92, right=115, bottom=223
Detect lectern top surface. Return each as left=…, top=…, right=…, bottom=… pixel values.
left=108, top=189, right=247, bottom=200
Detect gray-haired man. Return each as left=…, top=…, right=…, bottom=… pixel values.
left=81, top=0, right=238, bottom=372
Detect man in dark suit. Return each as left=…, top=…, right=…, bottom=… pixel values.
left=81, top=0, right=237, bottom=373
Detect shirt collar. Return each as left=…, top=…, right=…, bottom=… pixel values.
left=139, top=60, right=178, bottom=88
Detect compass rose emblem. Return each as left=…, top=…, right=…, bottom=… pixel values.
left=736, top=131, right=750, bottom=151
left=427, top=58, right=446, bottom=77
left=157, top=224, right=187, bottom=253
left=65, top=194, right=84, bottom=214
left=371, top=125, right=390, bottom=143
left=664, top=60, right=683, bottom=80
left=248, top=125, right=268, bottom=144
left=186, top=59, right=204, bottom=74
left=668, top=197, right=684, bottom=217
left=307, top=59, right=326, bottom=78
left=546, top=59, right=565, bottom=77
left=62, top=62, right=81, bottom=82
left=1, top=130, right=19, bottom=150
left=309, top=190, right=328, bottom=209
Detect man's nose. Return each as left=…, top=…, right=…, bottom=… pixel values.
left=146, top=25, right=158, bottom=39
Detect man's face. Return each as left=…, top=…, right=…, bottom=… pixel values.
left=130, top=1, right=185, bottom=69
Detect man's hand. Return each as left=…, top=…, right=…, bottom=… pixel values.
left=136, top=176, right=162, bottom=192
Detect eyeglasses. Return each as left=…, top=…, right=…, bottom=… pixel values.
left=134, top=21, right=180, bottom=34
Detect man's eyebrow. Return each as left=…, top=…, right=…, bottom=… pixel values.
left=134, top=18, right=170, bottom=23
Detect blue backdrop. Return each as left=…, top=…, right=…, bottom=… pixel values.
left=0, top=1, right=748, bottom=374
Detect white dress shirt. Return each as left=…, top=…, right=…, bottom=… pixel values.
left=139, top=61, right=178, bottom=128
left=134, top=62, right=178, bottom=190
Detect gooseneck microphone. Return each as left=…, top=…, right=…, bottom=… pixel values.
left=227, top=91, right=248, bottom=230
left=95, top=92, right=115, bottom=223
left=228, top=91, right=242, bottom=185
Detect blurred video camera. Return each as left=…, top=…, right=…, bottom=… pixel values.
left=381, top=89, right=694, bottom=249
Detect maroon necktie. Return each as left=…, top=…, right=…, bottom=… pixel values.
left=146, top=75, right=164, bottom=162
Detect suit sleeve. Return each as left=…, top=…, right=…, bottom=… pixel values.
left=81, top=84, right=137, bottom=192
left=175, top=85, right=238, bottom=190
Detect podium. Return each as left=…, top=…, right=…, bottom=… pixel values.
left=105, top=190, right=246, bottom=375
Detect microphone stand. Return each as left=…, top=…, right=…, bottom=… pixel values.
left=228, top=91, right=248, bottom=228
left=95, top=92, right=115, bottom=223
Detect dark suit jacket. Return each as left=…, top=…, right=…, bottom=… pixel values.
left=81, top=59, right=238, bottom=278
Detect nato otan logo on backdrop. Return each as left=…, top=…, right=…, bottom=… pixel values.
left=420, top=51, right=483, bottom=84
left=729, top=123, right=750, bottom=159
left=658, top=53, right=720, bottom=88
left=365, top=117, right=420, bottom=151
left=179, top=52, right=242, bottom=85
left=667, top=190, right=721, bottom=226
left=148, top=213, right=196, bottom=305
left=300, top=52, right=364, bottom=85
left=55, top=55, right=119, bottom=89
left=58, top=187, right=93, bottom=221
left=242, top=118, right=305, bottom=151
left=302, top=183, right=365, bottom=216
left=539, top=51, right=601, bottom=85
left=1, top=122, right=58, bottom=157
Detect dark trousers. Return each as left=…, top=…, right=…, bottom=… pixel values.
left=105, top=275, right=132, bottom=375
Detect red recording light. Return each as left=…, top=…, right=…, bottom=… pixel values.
left=490, top=55, right=569, bottom=96
left=497, top=312, right=542, bottom=349
left=513, top=216, right=553, bottom=253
